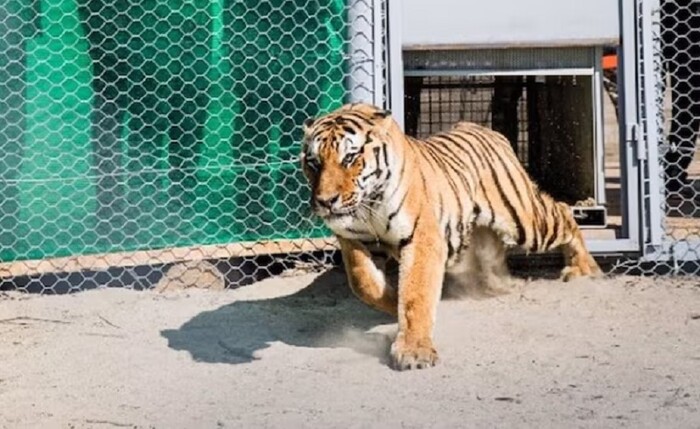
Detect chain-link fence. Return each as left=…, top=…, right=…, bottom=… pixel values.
left=609, top=0, right=700, bottom=274
left=3, top=0, right=700, bottom=293
left=0, top=0, right=386, bottom=293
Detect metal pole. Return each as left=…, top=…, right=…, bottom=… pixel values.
left=386, top=0, right=405, bottom=130
left=640, top=0, right=664, bottom=248
left=619, top=0, right=643, bottom=250
left=347, top=0, right=376, bottom=104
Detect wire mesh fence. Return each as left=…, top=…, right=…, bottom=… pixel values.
left=3, top=0, right=700, bottom=293
left=659, top=0, right=700, bottom=249
left=611, top=0, right=700, bottom=274
left=0, top=0, right=385, bottom=293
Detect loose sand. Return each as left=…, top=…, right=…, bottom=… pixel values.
left=1, top=270, right=699, bottom=428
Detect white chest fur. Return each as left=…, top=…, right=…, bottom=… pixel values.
left=325, top=194, right=413, bottom=247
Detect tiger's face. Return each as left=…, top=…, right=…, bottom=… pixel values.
left=300, top=105, right=393, bottom=228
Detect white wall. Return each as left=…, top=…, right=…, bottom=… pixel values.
left=401, top=0, right=619, bottom=49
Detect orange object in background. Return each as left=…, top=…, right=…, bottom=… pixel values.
left=602, top=54, right=618, bottom=70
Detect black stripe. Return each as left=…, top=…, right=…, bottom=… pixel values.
left=373, top=147, right=381, bottom=174
left=420, top=142, right=462, bottom=185
left=432, top=134, right=484, bottom=171
left=413, top=141, right=442, bottom=174
left=399, top=214, right=420, bottom=250
left=425, top=138, right=474, bottom=191
left=545, top=204, right=561, bottom=250
left=419, top=163, right=428, bottom=188
left=455, top=219, right=465, bottom=251
left=398, top=154, right=406, bottom=177
left=510, top=163, right=548, bottom=251
left=385, top=190, right=409, bottom=232
left=341, top=125, right=357, bottom=135
left=531, top=218, right=540, bottom=251
left=469, top=130, right=528, bottom=210
left=437, top=134, right=500, bottom=223
left=359, top=172, right=374, bottom=183
left=341, top=111, right=374, bottom=126
left=313, top=117, right=337, bottom=131
left=494, top=178, right=526, bottom=246
left=431, top=133, right=504, bottom=231
left=418, top=143, right=464, bottom=208
left=533, top=190, right=550, bottom=251
left=424, top=141, right=476, bottom=214
left=419, top=148, right=464, bottom=228
left=445, top=223, right=455, bottom=259
left=541, top=206, right=556, bottom=251
left=447, top=131, right=489, bottom=170
left=333, top=117, right=361, bottom=130
left=468, top=149, right=526, bottom=246
left=467, top=130, right=530, bottom=246
left=385, top=154, right=408, bottom=208
left=536, top=192, right=554, bottom=251
left=421, top=141, right=472, bottom=226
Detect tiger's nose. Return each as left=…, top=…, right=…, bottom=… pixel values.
left=315, top=193, right=340, bottom=209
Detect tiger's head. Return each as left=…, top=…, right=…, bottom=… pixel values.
left=300, top=103, right=396, bottom=226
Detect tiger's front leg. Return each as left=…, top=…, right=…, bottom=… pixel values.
left=391, top=216, right=447, bottom=371
left=338, top=237, right=398, bottom=316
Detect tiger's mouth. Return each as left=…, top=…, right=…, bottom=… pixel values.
left=314, top=205, right=358, bottom=220
left=319, top=210, right=360, bottom=233
left=318, top=208, right=357, bottom=220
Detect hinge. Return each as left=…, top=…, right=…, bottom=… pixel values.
left=627, top=123, right=645, bottom=161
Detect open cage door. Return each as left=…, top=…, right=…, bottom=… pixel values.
left=402, top=72, right=604, bottom=215
left=382, top=0, right=645, bottom=256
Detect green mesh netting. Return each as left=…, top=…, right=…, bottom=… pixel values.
left=0, top=0, right=348, bottom=262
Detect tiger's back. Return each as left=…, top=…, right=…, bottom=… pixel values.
left=414, top=120, right=588, bottom=264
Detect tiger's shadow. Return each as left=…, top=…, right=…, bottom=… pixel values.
left=161, top=269, right=396, bottom=365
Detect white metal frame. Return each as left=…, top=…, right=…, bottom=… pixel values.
left=385, top=0, right=404, bottom=127
left=638, top=0, right=665, bottom=249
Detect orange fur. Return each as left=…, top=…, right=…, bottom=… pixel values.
left=301, top=103, right=601, bottom=370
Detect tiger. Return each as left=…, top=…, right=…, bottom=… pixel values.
left=300, top=103, right=602, bottom=371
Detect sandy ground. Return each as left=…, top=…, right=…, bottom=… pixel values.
left=1, top=270, right=699, bottom=429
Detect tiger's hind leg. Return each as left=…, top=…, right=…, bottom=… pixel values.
left=554, top=203, right=603, bottom=281
left=444, top=227, right=514, bottom=298
left=560, top=228, right=603, bottom=281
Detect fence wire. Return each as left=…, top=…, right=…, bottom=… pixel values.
left=658, top=0, right=700, bottom=263
left=613, top=0, right=700, bottom=274
left=3, top=0, right=700, bottom=293
left=0, top=0, right=383, bottom=293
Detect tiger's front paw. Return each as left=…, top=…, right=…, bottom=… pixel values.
left=390, top=335, right=439, bottom=371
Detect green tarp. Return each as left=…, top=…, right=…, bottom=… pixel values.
left=0, top=0, right=346, bottom=262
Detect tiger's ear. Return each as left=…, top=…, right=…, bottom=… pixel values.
left=302, top=117, right=315, bottom=136
left=374, top=109, right=392, bottom=119
left=373, top=109, right=394, bottom=133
